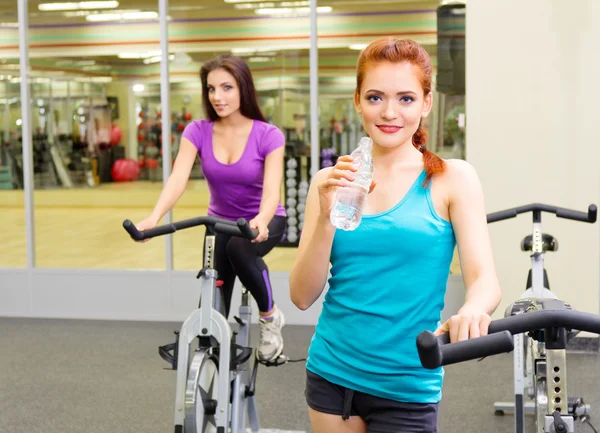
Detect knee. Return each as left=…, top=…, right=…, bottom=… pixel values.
left=225, top=237, right=252, bottom=264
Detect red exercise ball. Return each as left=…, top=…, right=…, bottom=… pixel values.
left=111, top=159, right=140, bottom=182
left=183, top=112, right=192, bottom=121
left=145, top=158, right=159, bottom=169
left=109, top=124, right=122, bottom=146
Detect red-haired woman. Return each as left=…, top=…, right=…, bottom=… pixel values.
left=290, top=37, right=501, bottom=432
left=137, top=54, right=287, bottom=363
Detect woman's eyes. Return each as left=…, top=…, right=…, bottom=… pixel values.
left=366, top=95, right=414, bottom=103
left=207, top=85, right=233, bottom=92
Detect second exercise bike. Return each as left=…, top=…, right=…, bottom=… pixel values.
left=124, top=215, right=290, bottom=433
left=418, top=202, right=598, bottom=433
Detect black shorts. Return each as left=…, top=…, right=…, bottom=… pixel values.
left=305, top=369, right=439, bottom=433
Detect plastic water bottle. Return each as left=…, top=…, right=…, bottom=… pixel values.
left=329, top=137, right=374, bottom=231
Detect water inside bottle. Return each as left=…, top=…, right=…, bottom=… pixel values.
left=330, top=183, right=369, bottom=231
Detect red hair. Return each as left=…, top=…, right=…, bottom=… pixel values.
left=355, top=37, right=445, bottom=185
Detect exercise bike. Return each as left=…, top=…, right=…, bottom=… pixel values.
left=417, top=203, right=598, bottom=433
left=417, top=306, right=600, bottom=432
left=123, top=216, right=289, bottom=433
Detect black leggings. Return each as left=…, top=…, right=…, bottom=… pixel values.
left=203, top=215, right=286, bottom=318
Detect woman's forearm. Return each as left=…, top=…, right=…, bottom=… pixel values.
left=256, top=185, right=281, bottom=221
left=149, top=172, right=188, bottom=223
left=289, top=215, right=336, bottom=310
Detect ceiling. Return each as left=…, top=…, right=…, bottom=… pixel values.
left=0, top=0, right=450, bottom=84
left=0, top=0, right=442, bottom=21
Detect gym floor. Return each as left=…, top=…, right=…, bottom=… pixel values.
left=2, top=317, right=599, bottom=433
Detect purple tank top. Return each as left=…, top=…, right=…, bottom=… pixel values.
left=182, top=119, right=287, bottom=222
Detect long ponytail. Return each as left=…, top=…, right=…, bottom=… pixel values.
left=413, top=121, right=445, bottom=186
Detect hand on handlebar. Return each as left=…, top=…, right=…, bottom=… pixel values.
left=133, top=216, right=158, bottom=243
left=248, top=216, right=269, bottom=243
left=418, top=307, right=600, bottom=369
left=434, top=307, right=492, bottom=343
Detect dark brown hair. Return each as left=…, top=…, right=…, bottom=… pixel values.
left=355, top=37, right=445, bottom=185
left=200, top=54, right=267, bottom=123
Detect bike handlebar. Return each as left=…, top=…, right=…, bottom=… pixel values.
left=417, top=309, right=600, bottom=369
left=122, top=216, right=258, bottom=241
left=486, top=203, right=597, bottom=224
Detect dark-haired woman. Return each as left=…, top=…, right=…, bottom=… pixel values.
left=136, top=54, right=287, bottom=362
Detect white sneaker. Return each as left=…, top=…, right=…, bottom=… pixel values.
left=257, top=307, right=285, bottom=362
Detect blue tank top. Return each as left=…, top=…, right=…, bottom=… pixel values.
left=306, top=169, right=456, bottom=403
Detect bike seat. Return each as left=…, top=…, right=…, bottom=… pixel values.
left=521, top=233, right=558, bottom=252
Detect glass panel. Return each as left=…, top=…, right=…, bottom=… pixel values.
left=432, top=1, right=466, bottom=160
left=25, top=1, right=165, bottom=269
left=316, top=46, right=365, bottom=159
left=165, top=2, right=308, bottom=272
left=434, top=1, right=465, bottom=273
left=0, top=74, right=26, bottom=268
left=267, top=49, right=311, bottom=259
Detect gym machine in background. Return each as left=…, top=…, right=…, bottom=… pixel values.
left=1, top=80, right=124, bottom=189
left=135, top=99, right=202, bottom=183
left=0, top=78, right=207, bottom=189
left=279, top=116, right=364, bottom=247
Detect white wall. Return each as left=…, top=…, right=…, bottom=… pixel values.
left=0, top=269, right=466, bottom=326
left=466, top=0, right=600, bottom=318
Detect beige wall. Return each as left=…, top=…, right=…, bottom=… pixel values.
left=466, top=1, right=600, bottom=318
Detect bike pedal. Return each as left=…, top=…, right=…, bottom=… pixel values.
left=158, top=330, right=180, bottom=370
left=158, top=342, right=178, bottom=370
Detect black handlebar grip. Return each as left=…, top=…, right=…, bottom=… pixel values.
left=588, top=204, right=597, bottom=223
left=555, top=204, right=597, bottom=223
left=123, top=219, right=144, bottom=241
left=417, top=330, right=514, bottom=369
left=416, top=331, right=444, bottom=369
left=123, top=219, right=176, bottom=241
left=487, top=209, right=518, bottom=223
left=237, top=218, right=258, bottom=240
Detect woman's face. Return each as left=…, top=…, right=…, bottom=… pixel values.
left=206, top=68, right=241, bottom=118
left=354, top=61, right=432, bottom=149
